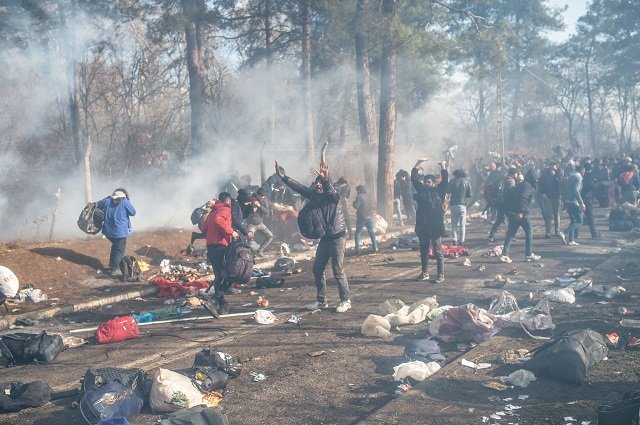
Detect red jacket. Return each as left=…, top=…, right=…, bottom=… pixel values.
left=201, top=200, right=233, bottom=246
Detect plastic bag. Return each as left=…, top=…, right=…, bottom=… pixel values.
left=488, top=291, right=519, bottom=315
left=544, top=288, right=575, bottom=304
left=507, top=369, right=536, bottom=388
left=0, top=266, right=19, bottom=297
left=378, top=299, right=407, bottom=315
left=392, top=361, right=440, bottom=381
left=360, top=315, right=391, bottom=338
left=254, top=310, right=276, bottom=325
left=149, top=368, right=208, bottom=413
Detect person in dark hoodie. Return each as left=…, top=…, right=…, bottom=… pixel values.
left=412, top=159, right=448, bottom=283
left=447, top=169, right=472, bottom=246
left=352, top=185, right=377, bottom=254
left=97, top=188, right=136, bottom=276
left=558, top=165, right=585, bottom=246
left=200, top=192, right=239, bottom=317
left=537, top=162, right=562, bottom=238
left=499, top=170, right=541, bottom=264
left=275, top=161, right=352, bottom=313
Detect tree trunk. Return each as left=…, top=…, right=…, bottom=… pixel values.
left=377, top=0, right=396, bottom=223
left=585, top=39, right=596, bottom=152
left=507, top=63, right=522, bottom=151
left=59, top=3, right=82, bottom=165
left=355, top=0, right=377, bottom=193
left=301, top=0, right=315, bottom=163
left=182, top=0, right=208, bottom=157
left=264, top=0, right=277, bottom=155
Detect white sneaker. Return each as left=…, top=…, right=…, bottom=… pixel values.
left=526, top=254, right=541, bottom=262
left=305, top=301, right=328, bottom=311
left=499, top=255, right=512, bottom=264
left=568, top=241, right=580, bottom=246
left=335, top=300, right=352, bottom=313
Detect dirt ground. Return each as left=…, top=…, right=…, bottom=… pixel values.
left=0, top=208, right=639, bottom=425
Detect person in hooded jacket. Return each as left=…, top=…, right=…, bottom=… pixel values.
left=498, top=170, right=541, bottom=264
left=447, top=169, right=472, bottom=245
left=558, top=165, right=586, bottom=246
left=275, top=161, right=352, bottom=313
left=97, top=188, right=136, bottom=276
left=200, top=192, right=239, bottom=317
left=412, top=159, right=448, bottom=283
left=352, top=185, right=377, bottom=254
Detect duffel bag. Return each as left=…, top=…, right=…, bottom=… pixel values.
left=96, top=316, right=139, bottom=345
left=0, top=331, right=64, bottom=367
left=79, top=381, right=143, bottom=425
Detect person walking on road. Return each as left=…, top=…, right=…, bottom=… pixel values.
left=352, top=185, right=378, bottom=255
left=97, top=188, right=136, bottom=276
left=447, top=169, right=472, bottom=246
left=559, top=165, right=586, bottom=246
left=275, top=161, right=352, bottom=313
left=412, top=159, right=448, bottom=283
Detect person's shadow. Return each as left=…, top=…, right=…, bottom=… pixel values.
left=31, top=247, right=103, bottom=270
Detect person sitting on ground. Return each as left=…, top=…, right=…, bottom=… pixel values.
left=97, top=188, right=137, bottom=276
left=499, top=170, right=541, bottom=264
left=275, top=160, right=352, bottom=313
left=447, top=169, right=472, bottom=246
left=412, top=159, right=448, bottom=283
left=200, top=192, right=239, bottom=318
left=352, top=185, right=377, bottom=255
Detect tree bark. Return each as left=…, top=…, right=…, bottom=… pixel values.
left=377, top=0, right=396, bottom=223
left=507, top=62, right=522, bottom=150
left=182, top=0, right=208, bottom=157
left=301, top=0, right=315, bottom=162
left=585, top=39, right=596, bottom=152
left=355, top=0, right=377, bottom=193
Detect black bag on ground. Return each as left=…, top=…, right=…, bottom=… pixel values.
left=79, top=381, right=143, bottom=425
left=193, top=348, right=242, bottom=378
left=273, top=257, right=296, bottom=273
left=524, top=329, right=608, bottom=385
left=0, top=331, right=64, bottom=367
left=610, top=208, right=634, bottom=231
left=119, top=256, right=142, bottom=282
left=78, top=202, right=105, bottom=235
left=186, top=366, right=229, bottom=392
left=255, top=276, right=285, bottom=289
left=297, top=202, right=328, bottom=240
left=223, top=240, right=254, bottom=284
left=598, top=390, right=640, bottom=425
left=159, top=406, right=230, bottom=425
left=0, top=381, right=51, bottom=413
left=81, top=367, right=146, bottom=398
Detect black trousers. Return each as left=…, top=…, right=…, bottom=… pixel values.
left=207, top=244, right=228, bottom=302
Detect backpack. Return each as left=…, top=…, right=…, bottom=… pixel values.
left=0, top=381, right=51, bottom=413
left=609, top=208, right=634, bottom=231
left=119, top=256, right=141, bottom=282
left=223, top=240, right=254, bottom=284
left=524, top=329, right=608, bottom=385
left=193, top=348, right=243, bottom=378
left=273, top=257, right=296, bottom=273
left=297, top=201, right=330, bottom=239
left=190, top=206, right=209, bottom=227
left=78, top=202, right=105, bottom=235
left=618, top=171, right=634, bottom=186
left=0, top=331, right=64, bottom=367
left=95, top=316, right=140, bottom=345
left=159, top=406, right=230, bottom=425
left=79, top=381, right=143, bottom=425
left=81, top=367, right=146, bottom=398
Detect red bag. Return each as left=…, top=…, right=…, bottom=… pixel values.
left=96, top=316, right=140, bottom=344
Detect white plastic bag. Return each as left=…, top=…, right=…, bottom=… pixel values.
left=149, top=368, right=207, bottom=413
left=392, top=361, right=440, bottom=381
left=361, top=314, right=392, bottom=338
left=507, top=369, right=536, bottom=388
left=374, top=214, right=388, bottom=235
left=544, top=288, right=575, bottom=304
left=378, top=299, right=407, bottom=315
left=254, top=310, right=277, bottom=324
left=0, top=266, right=19, bottom=297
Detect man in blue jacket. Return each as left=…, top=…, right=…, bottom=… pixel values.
left=97, top=188, right=136, bottom=276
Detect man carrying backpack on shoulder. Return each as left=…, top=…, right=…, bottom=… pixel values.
left=275, top=161, right=351, bottom=313
left=97, top=188, right=136, bottom=277
left=200, top=192, right=239, bottom=318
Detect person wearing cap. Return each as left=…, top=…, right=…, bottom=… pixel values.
left=97, top=188, right=137, bottom=276
left=412, top=159, right=448, bottom=283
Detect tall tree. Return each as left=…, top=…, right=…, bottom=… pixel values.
left=301, top=0, right=315, bottom=161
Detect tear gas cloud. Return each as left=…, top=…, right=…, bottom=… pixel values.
left=0, top=11, right=471, bottom=244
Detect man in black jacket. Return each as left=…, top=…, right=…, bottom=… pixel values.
left=537, top=162, right=561, bottom=238
left=412, top=159, right=448, bottom=283
left=447, top=169, right=472, bottom=245
left=499, top=170, right=541, bottom=264
left=275, top=161, right=351, bottom=313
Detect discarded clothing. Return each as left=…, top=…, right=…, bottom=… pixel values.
left=150, top=277, right=209, bottom=298
left=429, top=303, right=496, bottom=343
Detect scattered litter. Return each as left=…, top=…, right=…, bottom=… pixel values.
left=160, top=259, right=171, bottom=274
left=394, top=383, right=413, bottom=394
left=544, top=288, right=576, bottom=304
left=484, top=274, right=509, bottom=288
left=507, top=369, right=536, bottom=388
left=62, top=336, right=88, bottom=349
left=463, top=258, right=472, bottom=267
left=256, top=296, right=269, bottom=308
left=477, top=264, right=486, bottom=271
left=564, top=417, right=576, bottom=422
left=518, top=394, right=529, bottom=400
left=103, top=288, right=112, bottom=293
left=461, top=358, right=492, bottom=370
left=508, top=269, right=519, bottom=276
left=482, top=381, right=510, bottom=391
left=15, top=286, right=48, bottom=303
left=361, top=314, right=392, bottom=338
left=307, top=351, right=326, bottom=357
left=185, top=296, right=202, bottom=307
left=487, top=396, right=502, bottom=402
left=253, top=310, right=276, bottom=324
left=392, top=360, right=440, bottom=381
left=533, top=262, right=544, bottom=268
left=580, top=285, right=626, bottom=299
left=498, top=349, right=530, bottom=364
left=287, top=315, right=302, bottom=325
left=596, top=301, right=609, bottom=304
left=504, top=404, right=521, bottom=411
left=163, top=299, right=175, bottom=305
left=618, top=307, right=633, bottom=315
left=250, top=373, right=266, bottom=382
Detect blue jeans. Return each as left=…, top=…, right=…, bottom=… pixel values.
left=354, top=217, right=377, bottom=251
left=450, top=204, right=467, bottom=244
left=502, top=215, right=533, bottom=257
left=565, top=203, right=583, bottom=242
left=107, top=236, right=127, bottom=271
left=313, top=236, right=349, bottom=303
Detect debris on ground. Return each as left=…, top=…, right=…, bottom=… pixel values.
left=392, top=360, right=440, bottom=382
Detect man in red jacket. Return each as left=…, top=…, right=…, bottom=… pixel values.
left=200, top=192, right=238, bottom=317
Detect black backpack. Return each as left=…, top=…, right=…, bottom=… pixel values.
left=0, top=332, right=64, bottom=367
left=77, top=202, right=105, bottom=235
left=297, top=201, right=330, bottom=239
left=273, top=257, right=296, bottom=273
left=524, top=329, right=608, bottom=385
left=190, top=206, right=208, bottom=226
left=119, top=256, right=142, bottom=282
left=224, top=240, right=254, bottom=284
left=193, top=348, right=243, bottom=378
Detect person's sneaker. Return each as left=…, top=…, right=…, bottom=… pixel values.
left=568, top=241, right=580, bottom=246
left=433, top=275, right=445, bottom=283
left=335, top=300, right=352, bottom=313
left=526, top=253, right=541, bottom=262
left=558, top=232, right=567, bottom=245
left=416, top=272, right=430, bottom=281
left=201, top=297, right=220, bottom=319
left=499, top=255, right=512, bottom=264
left=218, top=301, right=230, bottom=315
left=488, top=236, right=495, bottom=243
left=305, top=301, right=328, bottom=311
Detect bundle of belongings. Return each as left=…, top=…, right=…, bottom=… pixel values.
left=78, top=347, right=239, bottom=424
left=0, top=331, right=64, bottom=367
